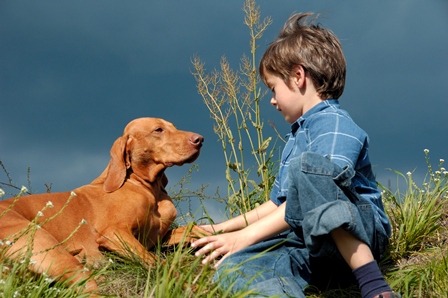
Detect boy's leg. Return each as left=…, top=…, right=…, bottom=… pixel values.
left=214, top=231, right=310, bottom=298
left=331, top=227, right=394, bottom=297
left=284, top=152, right=394, bottom=298
left=331, top=227, right=376, bottom=269
left=284, top=151, right=384, bottom=259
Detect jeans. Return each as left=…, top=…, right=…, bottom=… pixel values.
left=214, top=152, right=389, bottom=297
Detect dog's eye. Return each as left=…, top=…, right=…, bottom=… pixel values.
left=154, top=128, right=163, bottom=133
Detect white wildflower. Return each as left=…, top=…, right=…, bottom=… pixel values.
left=108, top=258, right=114, bottom=263
left=37, top=211, right=44, bottom=217
left=13, top=290, right=20, bottom=298
left=406, top=171, right=412, bottom=176
left=46, top=201, right=54, bottom=208
left=440, top=159, right=445, bottom=163
left=29, top=259, right=37, bottom=265
left=0, top=279, right=5, bottom=284
left=436, top=171, right=441, bottom=176
left=443, top=171, right=448, bottom=175
left=71, top=191, right=77, bottom=197
left=21, top=186, right=28, bottom=193
left=441, top=167, right=446, bottom=172
left=0, top=189, right=5, bottom=197
left=424, top=149, right=429, bottom=154
left=5, top=240, right=13, bottom=246
left=81, top=219, right=87, bottom=225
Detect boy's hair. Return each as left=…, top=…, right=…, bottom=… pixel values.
left=259, top=13, right=346, bottom=100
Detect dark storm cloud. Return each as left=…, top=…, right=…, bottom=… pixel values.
left=1, top=0, right=447, bottom=221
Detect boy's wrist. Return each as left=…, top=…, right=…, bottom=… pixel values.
left=210, top=222, right=224, bottom=233
left=243, top=225, right=264, bottom=246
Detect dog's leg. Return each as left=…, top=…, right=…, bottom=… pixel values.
left=69, top=245, right=106, bottom=269
left=1, top=221, right=98, bottom=294
left=97, top=229, right=159, bottom=267
left=163, top=225, right=211, bottom=246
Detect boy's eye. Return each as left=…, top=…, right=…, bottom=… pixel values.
left=154, top=128, right=163, bottom=133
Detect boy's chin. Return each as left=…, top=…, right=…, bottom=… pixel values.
left=284, top=117, right=296, bottom=124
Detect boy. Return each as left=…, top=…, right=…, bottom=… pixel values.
left=192, top=13, right=400, bottom=298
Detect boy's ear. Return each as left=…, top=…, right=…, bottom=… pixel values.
left=292, top=65, right=306, bottom=88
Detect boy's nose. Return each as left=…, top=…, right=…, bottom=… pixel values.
left=270, top=97, right=277, bottom=106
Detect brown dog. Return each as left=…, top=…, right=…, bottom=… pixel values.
left=0, top=118, right=209, bottom=293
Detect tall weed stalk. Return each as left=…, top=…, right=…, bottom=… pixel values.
left=192, top=0, right=278, bottom=218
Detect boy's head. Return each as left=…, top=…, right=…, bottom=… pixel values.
left=259, top=13, right=346, bottom=100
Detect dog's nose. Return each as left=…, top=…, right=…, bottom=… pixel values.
left=190, top=134, right=204, bottom=146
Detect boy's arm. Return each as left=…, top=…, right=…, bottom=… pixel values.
left=200, top=200, right=279, bottom=233
left=192, top=202, right=290, bottom=267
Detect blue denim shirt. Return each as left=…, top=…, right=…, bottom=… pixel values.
left=270, top=99, right=390, bottom=234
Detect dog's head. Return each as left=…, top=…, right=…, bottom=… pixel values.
left=103, top=118, right=203, bottom=192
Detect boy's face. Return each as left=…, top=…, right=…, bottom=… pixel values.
left=265, top=72, right=305, bottom=124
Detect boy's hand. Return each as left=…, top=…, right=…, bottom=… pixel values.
left=192, top=201, right=289, bottom=268
left=191, top=230, right=254, bottom=268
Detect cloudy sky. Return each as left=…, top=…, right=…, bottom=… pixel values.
left=1, top=1, right=447, bottom=221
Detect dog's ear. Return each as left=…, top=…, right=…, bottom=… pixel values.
left=103, top=135, right=129, bottom=192
left=161, top=173, right=168, bottom=188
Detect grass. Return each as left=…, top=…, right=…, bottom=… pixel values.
left=1, top=1, right=448, bottom=297
left=379, top=150, right=448, bottom=298
left=2, top=156, right=447, bottom=297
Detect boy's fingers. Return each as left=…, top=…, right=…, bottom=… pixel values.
left=202, top=247, right=223, bottom=265
left=194, top=240, right=216, bottom=257
left=201, top=242, right=217, bottom=255
left=191, top=236, right=211, bottom=248
left=214, top=253, right=229, bottom=268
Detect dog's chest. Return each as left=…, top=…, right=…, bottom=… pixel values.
left=128, top=192, right=176, bottom=239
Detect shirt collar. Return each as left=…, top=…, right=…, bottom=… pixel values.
left=290, top=99, right=339, bottom=133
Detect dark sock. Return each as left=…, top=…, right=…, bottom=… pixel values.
left=353, top=260, right=391, bottom=298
